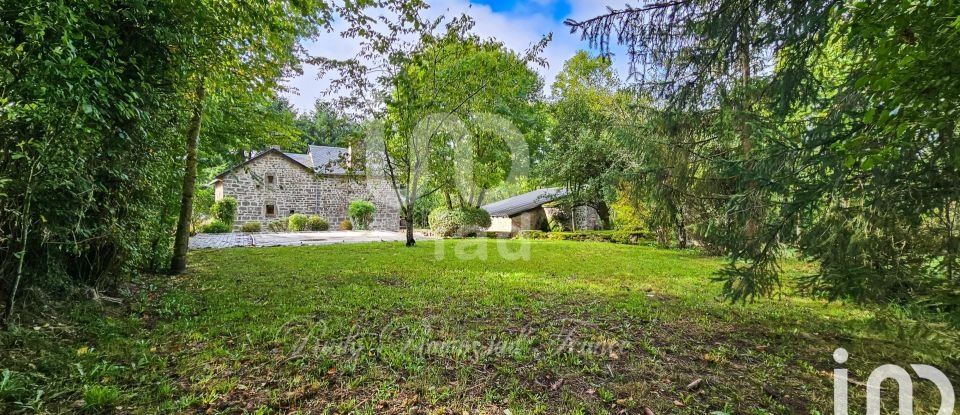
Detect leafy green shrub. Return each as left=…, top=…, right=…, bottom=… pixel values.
left=348, top=200, right=376, bottom=230
left=428, top=207, right=492, bottom=237
left=548, top=216, right=565, bottom=232
left=210, top=197, right=238, bottom=227
left=307, top=215, right=329, bottom=231
left=519, top=230, right=546, bottom=239
left=340, top=219, right=353, bottom=230
left=191, top=187, right=216, bottom=234
left=200, top=220, right=231, bottom=233
left=239, top=222, right=261, bottom=233
left=287, top=213, right=308, bottom=231
left=611, top=194, right=650, bottom=231
left=267, top=219, right=287, bottom=232
left=83, top=385, right=121, bottom=409
left=517, top=230, right=653, bottom=245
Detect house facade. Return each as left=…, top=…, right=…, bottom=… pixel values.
left=482, top=187, right=602, bottom=234
left=212, top=145, right=400, bottom=230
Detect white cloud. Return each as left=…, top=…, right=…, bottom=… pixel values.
left=281, top=1, right=626, bottom=113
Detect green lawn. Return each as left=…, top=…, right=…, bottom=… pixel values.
left=0, top=240, right=949, bottom=414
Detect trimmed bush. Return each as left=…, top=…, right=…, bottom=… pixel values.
left=340, top=219, right=353, bottom=230
left=428, top=207, right=492, bottom=237
left=307, top=215, right=329, bottom=231
left=201, top=220, right=231, bottom=234
left=287, top=213, right=308, bottom=231
left=517, top=230, right=653, bottom=245
left=210, top=197, right=238, bottom=227
left=239, top=222, right=261, bottom=233
left=267, top=219, right=287, bottom=232
left=348, top=200, right=376, bottom=230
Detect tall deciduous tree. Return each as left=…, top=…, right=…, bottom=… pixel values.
left=541, top=51, right=626, bottom=228
left=168, top=1, right=331, bottom=273
left=295, top=100, right=358, bottom=147
left=1, top=1, right=187, bottom=320
left=406, top=37, right=546, bottom=209
left=317, top=4, right=547, bottom=246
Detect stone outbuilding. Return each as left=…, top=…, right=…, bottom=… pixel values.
left=481, top=187, right=602, bottom=234
left=211, top=145, right=400, bottom=230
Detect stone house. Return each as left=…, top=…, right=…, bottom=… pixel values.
left=481, top=187, right=602, bottom=234
left=211, top=145, right=400, bottom=230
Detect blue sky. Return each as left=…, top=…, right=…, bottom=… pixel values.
left=471, top=0, right=573, bottom=21
left=282, top=0, right=623, bottom=112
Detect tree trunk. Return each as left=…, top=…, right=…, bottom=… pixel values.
left=676, top=207, right=687, bottom=249
left=738, top=30, right=759, bottom=253
left=404, top=207, right=416, bottom=247
left=444, top=191, right=453, bottom=209
left=739, top=39, right=752, bottom=157
left=476, top=188, right=486, bottom=207
left=170, top=80, right=206, bottom=274
left=5, top=162, right=36, bottom=324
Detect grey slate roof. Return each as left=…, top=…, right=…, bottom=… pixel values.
left=213, top=145, right=351, bottom=181
left=281, top=146, right=349, bottom=174
left=481, top=187, right=567, bottom=217
left=308, top=145, right=349, bottom=174
left=283, top=152, right=312, bottom=168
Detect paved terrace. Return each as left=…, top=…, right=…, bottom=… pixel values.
left=189, top=230, right=431, bottom=249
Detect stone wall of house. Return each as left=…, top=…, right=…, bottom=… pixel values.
left=484, top=204, right=603, bottom=234
left=510, top=207, right=547, bottom=232
left=488, top=216, right=514, bottom=233
left=314, top=175, right=400, bottom=230
left=571, top=205, right=602, bottom=230
left=216, top=152, right=400, bottom=230
left=543, top=205, right=602, bottom=231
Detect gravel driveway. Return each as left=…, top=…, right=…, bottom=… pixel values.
left=189, top=230, right=430, bottom=249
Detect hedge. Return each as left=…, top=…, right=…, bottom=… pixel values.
left=307, top=215, right=330, bottom=231
left=200, top=220, right=231, bottom=234
left=517, top=230, right=653, bottom=245
left=210, top=197, right=237, bottom=227
left=348, top=200, right=376, bottom=230
left=287, top=213, right=308, bottom=231
left=267, top=219, right=287, bottom=232
left=240, top=222, right=262, bottom=233
left=428, top=207, right=492, bottom=237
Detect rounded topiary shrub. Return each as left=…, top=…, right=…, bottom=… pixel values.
left=307, top=215, right=329, bottom=231
left=210, top=197, right=237, bottom=227
left=428, top=207, right=491, bottom=237
left=340, top=219, right=353, bottom=230
left=348, top=200, right=376, bottom=230
left=267, top=219, right=287, bottom=232
left=287, top=213, right=308, bottom=231
left=201, top=220, right=231, bottom=234
left=240, top=222, right=261, bottom=233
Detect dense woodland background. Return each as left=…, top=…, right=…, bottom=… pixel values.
left=1, top=0, right=958, bottom=355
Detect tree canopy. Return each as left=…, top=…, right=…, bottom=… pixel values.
left=565, top=0, right=960, bottom=320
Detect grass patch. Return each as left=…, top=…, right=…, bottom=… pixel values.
left=0, top=240, right=953, bottom=413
